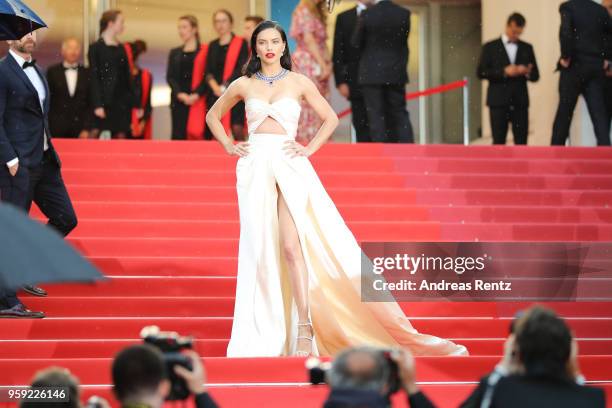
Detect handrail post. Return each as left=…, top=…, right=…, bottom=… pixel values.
left=462, top=77, right=470, bottom=146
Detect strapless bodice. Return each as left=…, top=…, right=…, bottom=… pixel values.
left=245, top=97, right=301, bottom=138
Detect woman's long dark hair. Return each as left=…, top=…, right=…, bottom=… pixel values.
left=243, top=20, right=292, bottom=77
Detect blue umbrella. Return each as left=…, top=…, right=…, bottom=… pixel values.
left=0, top=203, right=105, bottom=290
left=0, top=0, right=46, bottom=41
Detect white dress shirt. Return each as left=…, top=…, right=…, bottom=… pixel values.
left=502, top=33, right=518, bottom=65
left=356, top=2, right=367, bottom=15
left=6, top=49, right=49, bottom=168
left=63, top=62, right=79, bottom=98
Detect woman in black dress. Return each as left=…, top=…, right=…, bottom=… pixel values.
left=205, top=9, right=249, bottom=141
left=126, top=40, right=153, bottom=139
left=88, top=9, right=134, bottom=139
left=167, top=15, right=209, bottom=140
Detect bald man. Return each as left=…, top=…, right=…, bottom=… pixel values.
left=46, top=38, right=93, bottom=138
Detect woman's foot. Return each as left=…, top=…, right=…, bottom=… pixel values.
left=295, top=321, right=313, bottom=357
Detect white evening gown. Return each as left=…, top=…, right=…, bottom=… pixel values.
left=226, top=96, right=467, bottom=357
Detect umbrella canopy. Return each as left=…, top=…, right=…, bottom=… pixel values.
left=0, top=203, right=104, bottom=290
left=0, top=0, right=46, bottom=41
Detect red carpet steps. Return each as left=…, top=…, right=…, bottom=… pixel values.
left=1, top=140, right=611, bottom=407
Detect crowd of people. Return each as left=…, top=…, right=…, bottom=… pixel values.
left=18, top=307, right=606, bottom=407
left=31, top=0, right=612, bottom=145
left=477, top=0, right=612, bottom=146
left=41, top=0, right=417, bottom=144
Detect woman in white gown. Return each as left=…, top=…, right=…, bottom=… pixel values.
left=206, top=21, right=467, bottom=358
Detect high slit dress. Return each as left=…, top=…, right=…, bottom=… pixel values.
left=226, top=96, right=468, bottom=357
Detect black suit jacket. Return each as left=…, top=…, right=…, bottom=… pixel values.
left=477, top=38, right=540, bottom=107
left=480, top=374, right=604, bottom=408
left=0, top=53, right=59, bottom=168
left=559, top=0, right=611, bottom=66
left=324, top=389, right=435, bottom=408
left=333, top=7, right=361, bottom=87
left=352, top=0, right=410, bottom=85
left=204, top=35, right=249, bottom=87
left=166, top=46, right=208, bottom=101
left=46, top=63, right=92, bottom=137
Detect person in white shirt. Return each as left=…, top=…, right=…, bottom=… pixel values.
left=46, top=38, right=93, bottom=139
left=477, top=13, right=540, bottom=145
left=0, top=31, right=78, bottom=318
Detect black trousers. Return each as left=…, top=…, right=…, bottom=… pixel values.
left=489, top=105, right=529, bottom=145
left=348, top=84, right=370, bottom=142
left=50, top=122, right=86, bottom=139
left=0, top=150, right=77, bottom=308
left=604, top=76, right=612, bottom=123
left=552, top=63, right=610, bottom=146
left=171, top=101, right=189, bottom=141
left=361, top=84, right=414, bottom=143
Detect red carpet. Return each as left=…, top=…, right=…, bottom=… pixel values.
left=2, top=139, right=612, bottom=407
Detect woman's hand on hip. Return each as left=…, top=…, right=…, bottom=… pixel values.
left=284, top=140, right=312, bottom=158
left=226, top=141, right=250, bottom=157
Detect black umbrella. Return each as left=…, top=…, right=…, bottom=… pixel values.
left=0, top=203, right=104, bottom=290
left=0, top=0, right=46, bottom=41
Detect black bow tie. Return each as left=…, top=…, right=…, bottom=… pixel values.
left=64, top=65, right=78, bottom=71
left=22, top=60, right=37, bottom=69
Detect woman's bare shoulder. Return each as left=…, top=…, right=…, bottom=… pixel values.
left=290, top=71, right=318, bottom=92
left=289, top=71, right=312, bottom=87
left=228, top=75, right=252, bottom=96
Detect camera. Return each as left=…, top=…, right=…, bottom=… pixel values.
left=306, top=348, right=401, bottom=396
left=140, top=326, right=194, bottom=401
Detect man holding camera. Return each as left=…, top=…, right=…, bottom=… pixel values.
left=323, top=346, right=435, bottom=408
left=112, top=345, right=218, bottom=408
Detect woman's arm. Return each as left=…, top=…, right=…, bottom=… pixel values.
left=205, top=77, right=249, bottom=155
left=298, top=73, right=338, bottom=155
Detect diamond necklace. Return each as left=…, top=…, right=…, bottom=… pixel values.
left=255, top=68, right=289, bottom=86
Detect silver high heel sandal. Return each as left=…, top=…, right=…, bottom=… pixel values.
left=296, top=321, right=314, bottom=357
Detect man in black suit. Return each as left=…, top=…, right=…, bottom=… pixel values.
left=460, top=306, right=605, bottom=408
left=0, top=31, right=78, bottom=318
left=477, top=13, right=540, bottom=145
left=46, top=38, right=92, bottom=139
left=551, top=0, right=611, bottom=146
left=352, top=0, right=413, bottom=143
left=333, top=1, right=370, bottom=142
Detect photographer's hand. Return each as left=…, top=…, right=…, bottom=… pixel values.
left=174, top=350, right=207, bottom=394
left=498, top=334, right=522, bottom=375
left=390, top=348, right=419, bottom=395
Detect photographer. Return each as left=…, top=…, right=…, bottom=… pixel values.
left=20, top=367, right=83, bottom=408
left=112, top=345, right=218, bottom=408
left=323, top=346, right=435, bottom=408
left=460, top=306, right=605, bottom=408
